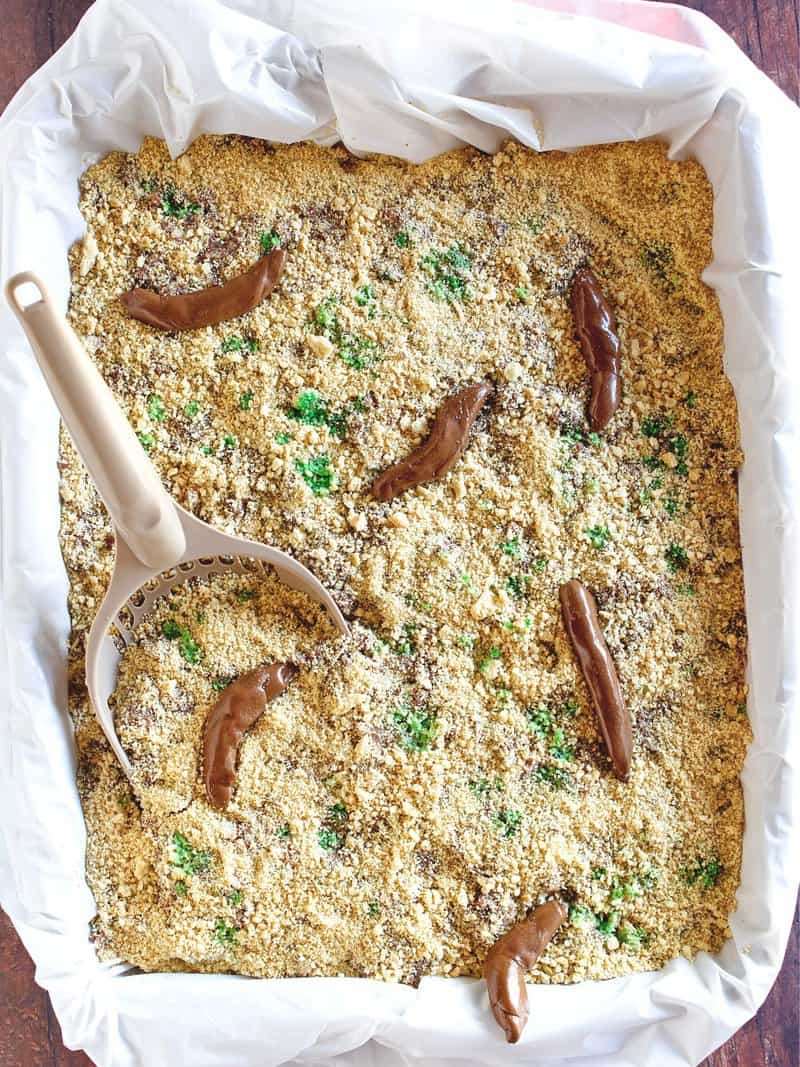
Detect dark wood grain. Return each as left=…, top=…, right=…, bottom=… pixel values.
left=0, top=1, right=797, bottom=1065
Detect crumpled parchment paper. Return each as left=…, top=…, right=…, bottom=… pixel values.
left=0, top=1, right=798, bottom=1064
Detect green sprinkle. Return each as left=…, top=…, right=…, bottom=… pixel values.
left=214, top=917, right=237, bottom=948
left=394, top=230, right=411, bottom=248
left=171, top=831, right=210, bottom=877
left=160, top=188, right=201, bottom=218
left=367, top=900, right=380, bottom=917
left=393, top=704, right=436, bottom=752
left=500, top=537, right=520, bottom=557
left=138, top=432, right=155, bottom=453
left=683, top=390, right=697, bottom=408
left=161, top=620, right=182, bottom=639
left=295, top=454, right=336, bottom=496
left=460, top=573, right=472, bottom=588
left=533, top=558, right=548, bottom=572
left=236, top=589, right=256, bottom=603
left=275, top=432, right=292, bottom=445
left=227, top=889, right=243, bottom=906
left=586, top=525, right=611, bottom=550
left=174, top=880, right=188, bottom=897
left=327, top=802, right=348, bottom=822
left=148, top=395, right=166, bottom=421
left=525, top=216, right=544, bottom=234
left=494, top=808, right=522, bottom=837
left=587, top=432, right=601, bottom=447
left=514, top=285, right=529, bottom=303
left=563, top=699, right=579, bottom=717
left=239, top=391, right=254, bottom=411
left=223, top=434, right=237, bottom=450
left=201, top=445, right=213, bottom=455
left=277, top=823, right=291, bottom=839
left=260, top=228, right=282, bottom=252
left=185, top=399, right=200, bottom=418
left=665, top=543, right=689, bottom=573
left=318, top=828, right=343, bottom=851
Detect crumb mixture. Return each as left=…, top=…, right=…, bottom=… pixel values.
left=62, top=135, right=750, bottom=983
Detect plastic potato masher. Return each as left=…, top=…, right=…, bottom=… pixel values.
left=6, top=272, right=348, bottom=780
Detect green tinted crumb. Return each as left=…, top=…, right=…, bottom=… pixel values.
left=277, top=823, right=291, bottom=839
left=536, top=764, right=573, bottom=790
left=227, top=889, right=243, bottom=906
left=260, top=228, right=281, bottom=252
left=665, top=543, right=689, bottom=573
left=137, top=432, right=155, bottom=452
left=394, top=230, right=410, bottom=248
left=586, top=525, right=610, bottom=550
left=161, top=620, right=202, bottom=664
left=287, top=390, right=349, bottom=438
left=500, top=537, right=520, bottom=557
left=295, top=454, right=336, bottom=496
left=569, top=904, right=596, bottom=931
left=318, top=828, right=343, bottom=851
left=421, top=245, right=471, bottom=303
left=275, top=432, right=292, bottom=444
left=171, top=831, right=210, bottom=876
left=683, top=856, right=723, bottom=889
left=161, top=188, right=201, bottom=218
left=515, top=286, right=529, bottom=303
left=185, top=399, right=200, bottom=418
left=393, top=704, right=436, bottom=752
left=148, top=395, right=166, bottom=421
left=505, top=575, right=528, bottom=599
left=214, top=917, right=237, bottom=947
left=494, top=808, right=522, bottom=837
left=367, top=900, right=380, bottom=917
left=239, top=392, right=254, bottom=411
left=212, top=674, right=236, bottom=692
left=222, top=335, right=258, bottom=354
left=527, top=705, right=552, bottom=738
left=174, top=880, right=188, bottom=897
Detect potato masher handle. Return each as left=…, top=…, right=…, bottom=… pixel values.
left=6, top=271, right=186, bottom=570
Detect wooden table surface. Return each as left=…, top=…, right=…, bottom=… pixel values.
left=0, top=1, right=798, bottom=1064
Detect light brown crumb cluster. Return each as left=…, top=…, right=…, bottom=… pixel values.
left=62, top=135, right=750, bottom=984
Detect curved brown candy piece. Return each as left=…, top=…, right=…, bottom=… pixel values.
left=483, top=900, right=568, bottom=1044
left=120, top=248, right=287, bottom=331
left=203, top=662, right=296, bottom=809
left=371, top=381, right=494, bottom=502
left=559, top=579, right=632, bottom=780
left=570, top=267, right=622, bottom=431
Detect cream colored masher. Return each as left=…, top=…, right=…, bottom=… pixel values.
left=6, top=272, right=348, bottom=780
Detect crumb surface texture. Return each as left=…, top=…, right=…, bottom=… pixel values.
left=62, top=136, right=749, bottom=984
